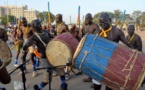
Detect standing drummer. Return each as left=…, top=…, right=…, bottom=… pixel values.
left=126, top=24, right=145, bottom=87
left=52, top=14, right=67, bottom=77
left=81, top=13, right=99, bottom=37
left=55, top=14, right=65, bottom=35
left=93, top=12, right=133, bottom=90
left=82, top=13, right=100, bottom=86
left=126, top=24, right=142, bottom=51
left=22, top=19, right=68, bottom=90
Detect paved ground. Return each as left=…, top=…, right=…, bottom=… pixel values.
left=0, top=30, right=145, bottom=90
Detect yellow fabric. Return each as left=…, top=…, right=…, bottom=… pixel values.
left=99, top=26, right=112, bottom=38
left=7, top=32, right=10, bottom=36
left=56, top=22, right=63, bottom=34
left=128, top=33, right=135, bottom=43
left=26, top=25, right=28, bottom=33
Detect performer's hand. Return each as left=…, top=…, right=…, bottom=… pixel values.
left=34, top=49, right=41, bottom=58
left=66, top=59, right=72, bottom=66
left=14, top=40, right=20, bottom=45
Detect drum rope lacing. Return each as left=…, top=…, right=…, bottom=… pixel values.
left=122, top=50, right=138, bottom=88
left=78, top=35, right=143, bottom=90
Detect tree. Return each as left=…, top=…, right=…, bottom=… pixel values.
left=0, top=15, right=16, bottom=25
left=138, top=12, right=145, bottom=27
left=132, top=10, right=142, bottom=25
left=124, top=14, right=133, bottom=24
left=93, top=11, right=115, bottom=23
left=37, top=12, right=55, bottom=24
left=93, top=12, right=101, bottom=23
left=114, top=9, right=122, bottom=21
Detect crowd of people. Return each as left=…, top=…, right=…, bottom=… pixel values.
left=0, top=12, right=145, bottom=90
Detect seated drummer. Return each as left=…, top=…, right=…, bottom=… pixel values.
left=22, top=19, right=68, bottom=90
left=93, top=12, right=133, bottom=90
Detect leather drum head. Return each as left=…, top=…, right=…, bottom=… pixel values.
left=46, top=40, right=72, bottom=67
left=0, top=39, right=12, bottom=66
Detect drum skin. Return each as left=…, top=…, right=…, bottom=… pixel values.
left=0, top=39, right=12, bottom=66
left=73, top=34, right=145, bottom=90
left=46, top=32, right=79, bottom=66
left=53, top=32, right=79, bottom=53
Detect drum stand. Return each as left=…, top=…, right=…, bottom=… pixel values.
left=36, top=65, right=65, bottom=90
left=35, top=58, right=71, bottom=90
left=9, top=59, right=30, bottom=90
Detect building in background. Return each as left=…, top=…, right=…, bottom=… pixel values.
left=0, top=5, right=39, bottom=23
left=24, top=10, right=39, bottom=23
left=0, top=6, right=7, bottom=17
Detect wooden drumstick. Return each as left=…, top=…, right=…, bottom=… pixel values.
left=10, top=41, right=20, bottom=50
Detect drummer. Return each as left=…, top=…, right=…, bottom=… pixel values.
left=20, top=17, right=37, bottom=77
left=81, top=13, right=99, bottom=37
left=126, top=24, right=145, bottom=86
left=93, top=12, right=133, bottom=90
left=70, top=24, right=81, bottom=41
left=22, top=19, right=68, bottom=90
left=55, top=14, right=65, bottom=35
left=82, top=13, right=100, bottom=87
left=126, top=24, right=142, bottom=51
left=52, top=14, right=65, bottom=77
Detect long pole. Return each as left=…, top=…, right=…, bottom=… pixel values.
left=48, top=2, right=51, bottom=23
left=15, top=0, right=17, bottom=24
left=70, top=16, right=71, bottom=24
left=77, top=6, right=81, bottom=34
left=7, top=0, right=9, bottom=25
left=48, top=2, right=52, bottom=33
left=42, top=11, right=46, bottom=24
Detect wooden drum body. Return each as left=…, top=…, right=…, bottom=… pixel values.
left=46, top=32, right=79, bottom=67
left=73, top=34, right=145, bottom=90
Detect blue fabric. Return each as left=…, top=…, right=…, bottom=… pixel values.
left=32, top=64, right=36, bottom=71
left=23, top=64, right=27, bottom=70
left=35, top=57, right=40, bottom=67
left=14, top=60, right=18, bottom=64
left=60, top=76, right=66, bottom=83
left=38, top=82, right=44, bottom=89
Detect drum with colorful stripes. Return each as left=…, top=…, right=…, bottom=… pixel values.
left=73, top=34, right=145, bottom=90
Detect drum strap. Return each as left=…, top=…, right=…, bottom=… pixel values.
left=34, top=32, right=46, bottom=47
left=128, top=33, right=135, bottom=43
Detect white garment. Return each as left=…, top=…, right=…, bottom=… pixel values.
left=92, top=79, right=101, bottom=85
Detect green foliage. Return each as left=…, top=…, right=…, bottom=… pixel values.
left=93, top=11, right=115, bottom=23
left=37, top=12, right=55, bottom=24
left=114, top=9, right=122, bottom=20
left=93, top=10, right=145, bottom=27
left=0, top=15, right=16, bottom=25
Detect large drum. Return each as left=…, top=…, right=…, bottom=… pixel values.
left=46, top=32, right=79, bottom=67
left=73, top=34, right=145, bottom=90
left=0, top=39, right=12, bottom=66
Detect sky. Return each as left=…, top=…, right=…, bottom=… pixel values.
left=0, top=0, right=144, bottom=24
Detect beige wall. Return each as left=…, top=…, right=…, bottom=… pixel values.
left=0, top=5, right=39, bottom=23
left=24, top=10, right=39, bottom=23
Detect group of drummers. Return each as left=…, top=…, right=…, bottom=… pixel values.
left=0, top=12, right=145, bottom=90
